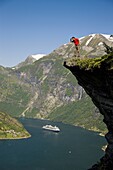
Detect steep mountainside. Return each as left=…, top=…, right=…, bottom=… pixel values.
left=0, top=34, right=113, bottom=134
left=0, top=66, right=33, bottom=117
left=64, top=51, right=113, bottom=169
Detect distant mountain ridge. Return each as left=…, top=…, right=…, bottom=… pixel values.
left=0, top=33, right=113, bottom=134
left=14, top=33, right=113, bottom=68
left=15, top=54, right=46, bottom=68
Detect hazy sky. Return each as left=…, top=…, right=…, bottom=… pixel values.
left=0, top=0, right=113, bottom=67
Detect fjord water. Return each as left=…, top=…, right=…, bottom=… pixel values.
left=0, top=118, right=106, bottom=170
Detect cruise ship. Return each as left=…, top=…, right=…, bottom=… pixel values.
left=42, top=125, right=60, bottom=132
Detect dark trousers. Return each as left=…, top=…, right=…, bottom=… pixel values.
left=75, top=45, right=80, bottom=57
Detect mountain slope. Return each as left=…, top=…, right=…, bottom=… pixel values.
left=0, top=111, right=30, bottom=139
left=79, top=34, right=113, bottom=57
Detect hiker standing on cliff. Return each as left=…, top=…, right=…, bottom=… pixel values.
left=70, top=36, right=80, bottom=57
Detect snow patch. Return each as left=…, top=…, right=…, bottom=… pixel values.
left=85, top=34, right=96, bottom=46
left=31, top=54, right=46, bottom=60
left=102, top=34, right=110, bottom=39
left=80, top=34, right=95, bottom=40
left=98, top=42, right=103, bottom=46
left=101, top=34, right=113, bottom=42
left=86, top=36, right=93, bottom=46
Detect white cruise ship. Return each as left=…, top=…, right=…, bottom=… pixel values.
left=42, top=125, right=60, bottom=132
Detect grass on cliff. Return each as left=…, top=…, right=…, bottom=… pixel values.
left=66, top=53, right=113, bottom=70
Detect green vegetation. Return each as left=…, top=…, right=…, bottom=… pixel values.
left=65, top=87, right=73, bottom=96
left=25, top=107, right=39, bottom=118
left=66, top=53, right=113, bottom=70
left=47, top=96, right=107, bottom=134
left=0, top=70, right=32, bottom=117
left=0, top=112, right=30, bottom=139
left=66, top=73, right=78, bottom=86
left=0, top=102, right=24, bottom=117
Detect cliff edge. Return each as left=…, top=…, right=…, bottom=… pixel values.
left=64, top=52, right=113, bottom=169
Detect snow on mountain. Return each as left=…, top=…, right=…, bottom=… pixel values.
left=85, top=37, right=93, bottom=46
left=15, top=33, right=113, bottom=69
left=79, top=34, right=96, bottom=41
left=14, top=54, right=46, bottom=68
left=31, top=54, right=46, bottom=60
left=76, top=33, right=113, bottom=57
left=101, top=34, right=113, bottom=42
left=98, top=42, right=103, bottom=46
left=102, top=34, right=110, bottom=39
left=79, top=33, right=113, bottom=48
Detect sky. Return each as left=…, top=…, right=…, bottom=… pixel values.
left=0, top=0, right=113, bottom=67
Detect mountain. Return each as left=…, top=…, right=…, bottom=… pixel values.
left=15, top=54, right=46, bottom=68
left=79, top=34, right=113, bottom=57
left=0, top=33, right=113, bottom=134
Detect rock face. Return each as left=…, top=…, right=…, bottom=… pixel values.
left=64, top=53, right=113, bottom=169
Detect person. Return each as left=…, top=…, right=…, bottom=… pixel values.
left=70, top=36, right=80, bottom=57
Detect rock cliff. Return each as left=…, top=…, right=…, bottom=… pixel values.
left=64, top=53, right=113, bottom=169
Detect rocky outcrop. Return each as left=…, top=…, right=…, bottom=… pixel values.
left=64, top=53, right=113, bottom=169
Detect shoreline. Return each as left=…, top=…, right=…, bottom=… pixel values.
left=0, top=134, right=31, bottom=140
left=0, top=117, right=106, bottom=140
left=40, top=117, right=107, bottom=136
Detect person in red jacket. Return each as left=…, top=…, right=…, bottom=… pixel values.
left=70, top=37, right=80, bottom=57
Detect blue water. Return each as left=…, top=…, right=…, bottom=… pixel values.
left=0, top=118, right=106, bottom=170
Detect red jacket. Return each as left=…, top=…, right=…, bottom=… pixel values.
left=73, top=38, right=79, bottom=46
